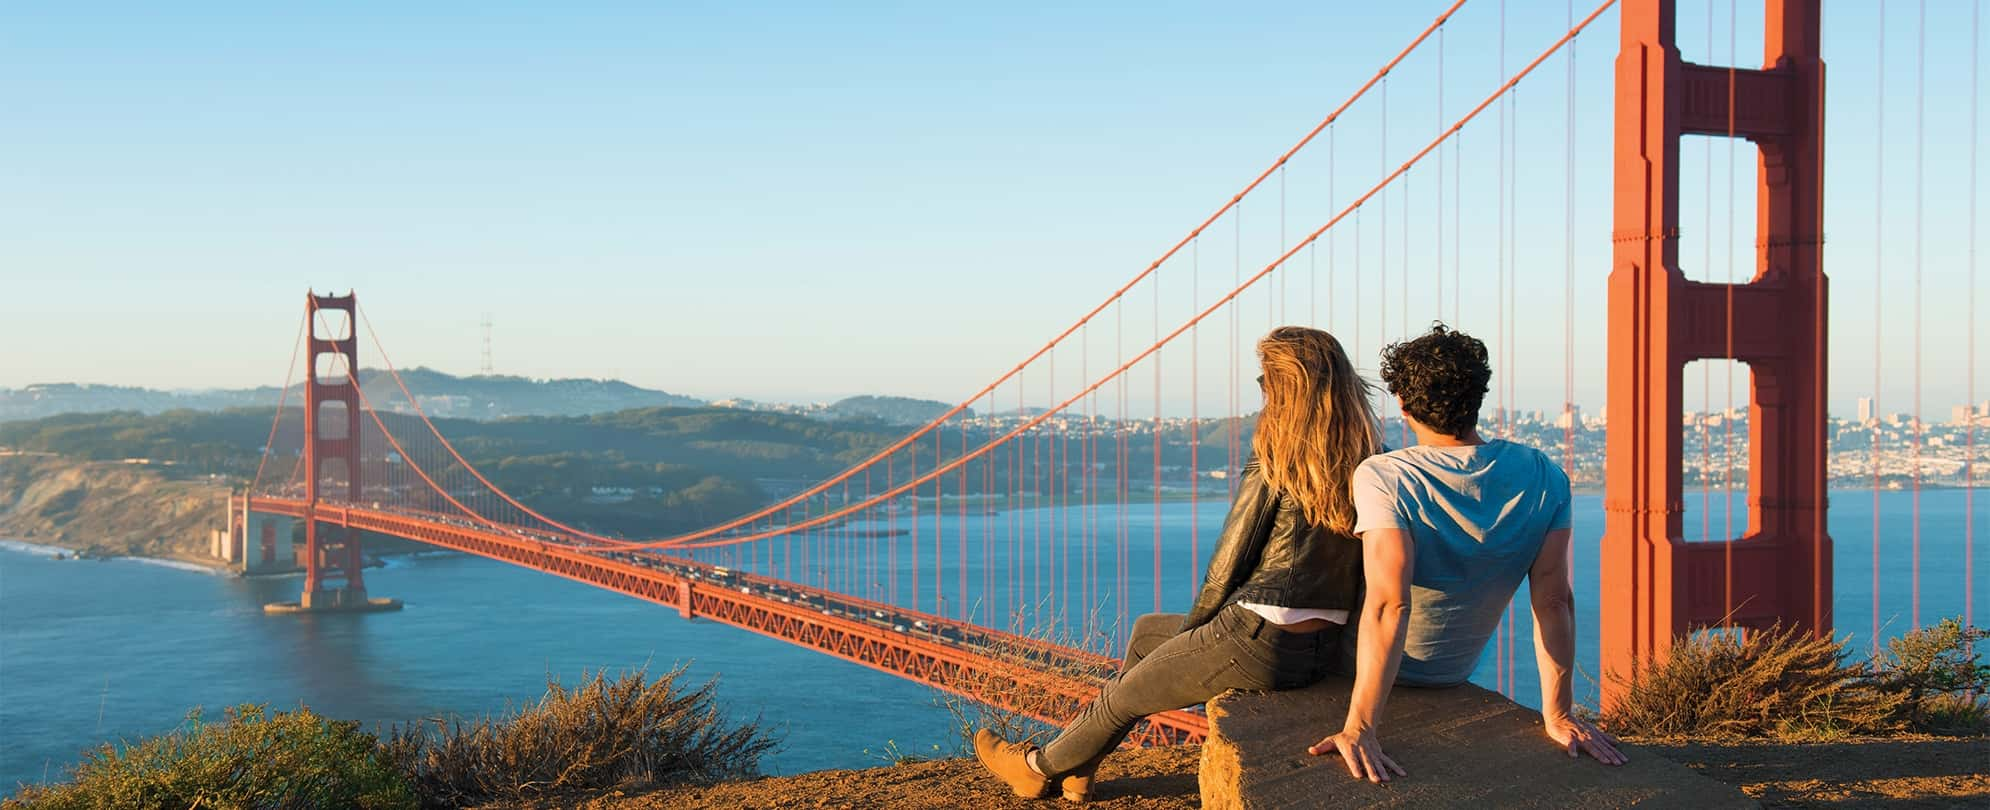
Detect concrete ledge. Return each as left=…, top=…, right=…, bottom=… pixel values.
left=1199, top=676, right=1758, bottom=809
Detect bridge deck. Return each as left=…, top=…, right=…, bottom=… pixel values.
left=248, top=497, right=1205, bottom=746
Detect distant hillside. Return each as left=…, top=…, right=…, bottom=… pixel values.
left=0, top=405, right=916, bottom=537
left=0, top=369, right=703, bottom=422
left=820, top=395, right=966, bottom=425
left=362, top=368, right=704, bottom=419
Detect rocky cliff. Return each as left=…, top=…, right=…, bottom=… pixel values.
left=0, top=454, right=229, bottom=565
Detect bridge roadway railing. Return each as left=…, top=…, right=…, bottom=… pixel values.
left=247, top=496, right=1206, bottom=746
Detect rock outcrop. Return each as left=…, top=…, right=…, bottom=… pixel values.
left=1199, top=676, right=1758, bottom=809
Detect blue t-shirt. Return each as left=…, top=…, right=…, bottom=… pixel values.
left=1350, top=440, right=1572, bottom=686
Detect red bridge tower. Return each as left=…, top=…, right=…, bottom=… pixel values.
left=1603, top=0, right=1829, bottom=705
left=267, top=292, right=399, bottom=614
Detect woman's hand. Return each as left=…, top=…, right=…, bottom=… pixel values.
left=1307, top=725, right=1405, bottom=783
left=1543, top=715, right=1627, bottom=765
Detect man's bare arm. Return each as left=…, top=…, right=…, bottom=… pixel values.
left=1527, top=528, right=1626, bottom=764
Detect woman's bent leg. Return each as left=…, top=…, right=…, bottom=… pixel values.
left=1122, top=612, right=1182, bottom=668
left=1038, top=606, right=1274, bottom=774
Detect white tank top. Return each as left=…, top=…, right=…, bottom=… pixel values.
left=1238, top=602, right=1349, bottom=626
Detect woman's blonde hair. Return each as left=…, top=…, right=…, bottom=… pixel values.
left=1250, top=326, right=1382, bottom=534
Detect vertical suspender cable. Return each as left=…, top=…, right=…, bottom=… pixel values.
left=1399, top=174, right=1412, bottom=439
left=912, top=433, right=920, bottom=610
left=1497, top=0, right=1511, bottom=695
left=1967, top=0, right=1980, bottom=629
left=1051, top=349, right=1060, bottom=627
left=1014, top=382, right=1023, bottom=623
left=1874, top=0, right=1888, bottom=655
left=1155, top=262, right=1165, bottom=614
left=1565, top=0, right=1578, bottom=580
left=1382, top=77, right=1391, bottom=359
left=1192, top=238, right=1202, bottom=598
left=1082, top=327, right=1092, bottom=635
left=1454, top=126, right=1463, bottom=325
left=937, top=422, right=945, bottom=616
left=1702, top=0, right=1716, bottom=547
left=1116, top=302, right=1127, bottom=644
left=1234, top=205, right=1243, bottom=495
left=1438, top=25, right=1447, bottom=321
left=1725, top=0, right=1739, bottom=624
left=1912, top=0, right=1926, bottom=630
left=957, top=417, right=965, bottom=620
left=888, top=455, right=897, bottom=606
left=1311, top=237, right=1319, bottom=326
left=1034, top=376, right=1050, bottom=620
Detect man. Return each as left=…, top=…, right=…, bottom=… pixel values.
left=1308, top=324, right=1626, bottom=782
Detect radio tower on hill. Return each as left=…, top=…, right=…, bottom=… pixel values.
left=480, top=313, right=494, bottom=376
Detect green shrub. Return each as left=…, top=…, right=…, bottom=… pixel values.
left=6, top=704, right=415, bottom=810
left=9, top=669, right=778, bottom=809
left=380, top=667, right=777, bottom=808
left=1868, top=618, right=1990, bottom=734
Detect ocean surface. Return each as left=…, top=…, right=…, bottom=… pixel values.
left=2, top=488, right=1981, bottom=791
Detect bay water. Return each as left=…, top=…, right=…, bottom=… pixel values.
left=2, top=489, right=1980, bottom=790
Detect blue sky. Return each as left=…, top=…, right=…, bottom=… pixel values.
left=2, top=1, right=1983, bottom=418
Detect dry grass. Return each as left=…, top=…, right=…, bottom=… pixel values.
left=380, top=667, right=777, bottom=808
left=1604, top=618, right=1990, bottom=741
left=1602, top=624, right=1906, bottom=740
left=931, top=604, right=1120, bottom=755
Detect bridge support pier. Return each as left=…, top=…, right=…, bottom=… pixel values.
left=1602, top=0, right=1830, bottom=707
left=241, top=509, right=294, bottom=575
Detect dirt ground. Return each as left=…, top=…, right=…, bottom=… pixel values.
left=483, top=735, right=1988, bottom=809
left=1638, top=735, right=1990, bottom=809
left=488, top=745, right=1202, bottom=810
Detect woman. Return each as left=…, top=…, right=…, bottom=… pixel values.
left=975, top=326, right=1383, bottom=802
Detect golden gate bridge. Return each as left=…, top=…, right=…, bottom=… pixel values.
left=226, top=0, right=1979, bottom=742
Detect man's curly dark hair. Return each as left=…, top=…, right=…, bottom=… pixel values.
left=1379, top=323, right=1491, bottom=439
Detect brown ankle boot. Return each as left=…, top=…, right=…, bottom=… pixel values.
left=973, top=729, right=1051, bottom=798
left=1058, top=750, right=1111, bottom=802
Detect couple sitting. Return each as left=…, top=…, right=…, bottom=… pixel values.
left=976, top=324, right=1625, bottom=802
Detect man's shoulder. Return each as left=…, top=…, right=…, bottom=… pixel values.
left=1354, top=448, right=1423, bottom=484
left=1491, top=441, right=1571, bottom=491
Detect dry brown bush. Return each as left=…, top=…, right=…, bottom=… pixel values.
left=380, top=667, right=776, bottom=808
left=1601, top=624, right=1907, bottom=741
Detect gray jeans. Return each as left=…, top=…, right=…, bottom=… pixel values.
left=1038, top=604, right=1342, bottom=774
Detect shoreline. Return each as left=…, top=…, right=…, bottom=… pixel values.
left=0, top=537, right=440, bottom=577
left=0, top=537, right=231, bottom=574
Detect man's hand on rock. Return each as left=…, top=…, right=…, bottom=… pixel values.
left=1544, top=715, right=1627, bottom=765
left=1307, top=725, right=1406, bottom=783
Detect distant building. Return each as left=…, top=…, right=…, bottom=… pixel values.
left=1856, top=397, right=1875, bottom=423
left=1954, top=405, right=1976, bottom=426
left=1555, top=404, right=1582, bottom=430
